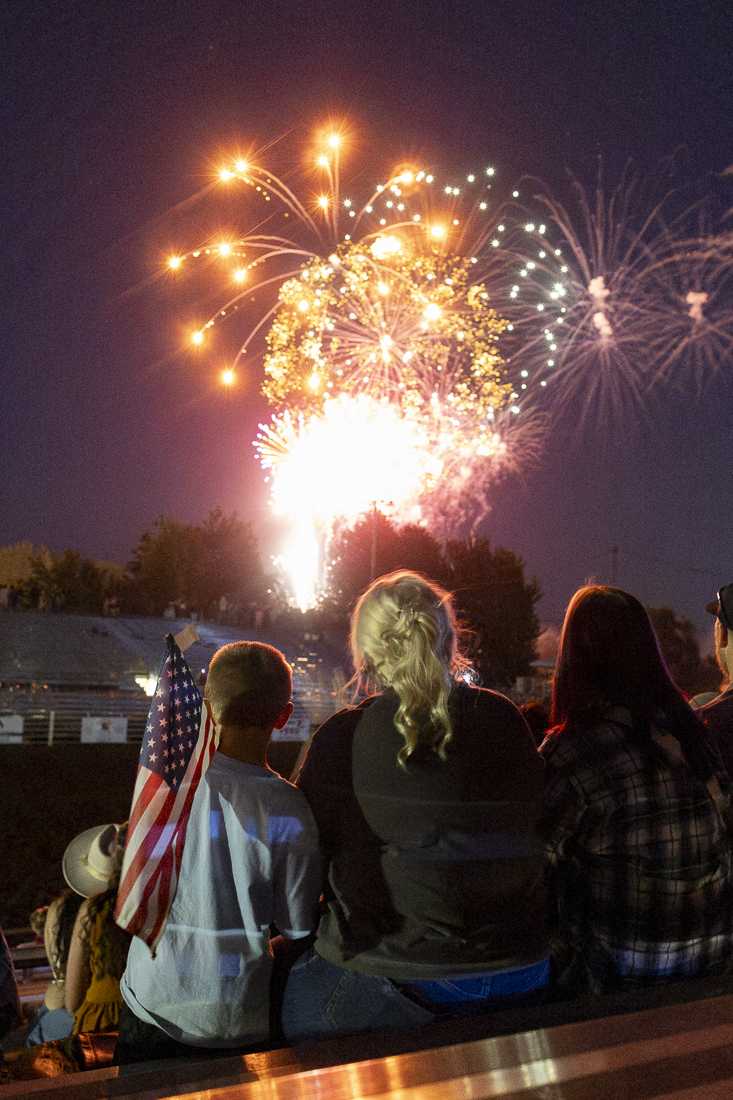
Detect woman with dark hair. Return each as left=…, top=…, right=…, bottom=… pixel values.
left=541, top=585, right=733, bottom=993
left=282, top=570, right=548, bottom=1041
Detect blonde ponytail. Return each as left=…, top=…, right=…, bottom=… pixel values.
left=350, top=570, right=471, bottom=767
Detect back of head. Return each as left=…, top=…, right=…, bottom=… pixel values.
left=38, top=890, right=84, bottom=976
left=206, top=641, right=292, bottom=731
left=552, top=585, right=713, bottom=778
left=350, top=570, right=469, bottom=766
left=54, top=890, right=84, bottom=968
left=78, top=824, right=132, bottom=973
left=552, top=585, right=665, bottom=726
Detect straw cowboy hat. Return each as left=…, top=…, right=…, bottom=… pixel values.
left=62, top=823, right=123, bottom=898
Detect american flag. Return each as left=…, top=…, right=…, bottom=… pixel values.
left=115, top=634, right=217, bottom=951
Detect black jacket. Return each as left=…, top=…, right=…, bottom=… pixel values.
left=297, top=684, right=547, bottom=980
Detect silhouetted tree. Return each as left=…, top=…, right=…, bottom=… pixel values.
left=0, top=541, right=40, bottom=587
left=127, top=510, right=262, bottom=617
left=445, top=537, right=541, bottom=689
left=329, top=515, right=445, bottom=614
left=30, top=550, right=108, bottom=613
left=647, top=606, right=723, bottom=695
left=190, top=508, right=263, bottom=616
left=127, top=518, right=199, bottom=615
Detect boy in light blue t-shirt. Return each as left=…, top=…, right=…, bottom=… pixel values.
left=118, top=641, right=320, bottom=1064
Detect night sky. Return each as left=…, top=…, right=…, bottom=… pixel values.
left=4, top=0, right=732, bottom=639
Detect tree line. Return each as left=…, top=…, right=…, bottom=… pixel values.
left=1, top=510, right=263, bottom=621
left=0, top=511, right=722, bottom=695
left=0, top=510, right=540, bottom=688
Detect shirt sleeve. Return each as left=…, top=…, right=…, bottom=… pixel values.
left=539, top=747, right=587, bottom=867
left=703, top=724, right=732, bottom=799
left=295, top=723, right=324, bottom=805
left=504, top=700, right=545, bottom=777
left=296, top=713, right=354, bottom=861
left=272, top=802, right=322, bottom=939
left=468, top=689, right=544, bottom=804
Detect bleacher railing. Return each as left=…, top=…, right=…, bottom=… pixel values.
left=0, top=690, right=149, bottom=744
left=0, top=681, right=337, bottom=745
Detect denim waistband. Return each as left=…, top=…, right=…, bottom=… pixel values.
left=398, top=957, right=550, bottom=1005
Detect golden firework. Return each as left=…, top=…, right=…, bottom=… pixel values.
left=263, top=240, right=513, bottom=430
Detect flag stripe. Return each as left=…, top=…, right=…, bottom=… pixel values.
left=134, top=716, right=216, bottom=946
left=116, top=773, right=171, bottom=907
left=116, top=783, right=175, bottom=921
left=117, top=730, right=208, bottom=928
left=114, top=638, right=216, bottom=950
left=126, top=712, right=215, bottom=947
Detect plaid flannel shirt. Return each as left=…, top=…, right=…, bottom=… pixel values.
left=540, top=707, right=733, bottom=986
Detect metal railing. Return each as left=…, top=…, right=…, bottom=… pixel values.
left=0, top=689, right=149, bottom=744
left=0, top=681, right=338, bottom=745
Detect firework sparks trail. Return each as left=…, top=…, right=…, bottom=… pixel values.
left=686, top=291, right=708, bottom=323
left=503, top=162, right=733, bottom=423
left=256, top=394, right=544, bottom=608
left=588, top=276, right=613, bottom=339
left=165, top=134, right=731, bottom=604
left=257, top=394, right=429, bottom=608
left=640, top=229, right=733, bottom=393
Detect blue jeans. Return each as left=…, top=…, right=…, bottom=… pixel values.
left=281, top=950, right=550, bottom=1042
left=25, top=1004, right=74, bottom=1046
left=282, top=950, right=434, bottom=1041
left=402, top=957, right=550, bottom=1004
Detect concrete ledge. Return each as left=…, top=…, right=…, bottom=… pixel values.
left=4, top=969, right=733, bottom=1098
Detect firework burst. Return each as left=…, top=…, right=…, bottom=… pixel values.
left=165, top=132, right=731, bottom=605
left=258, top=238, right=530, bottom=535
left=505, top=162, right=733, bottom=422
left=641, top=230, right=733, bottom=392
left=167, top=130, right=563, bottom=603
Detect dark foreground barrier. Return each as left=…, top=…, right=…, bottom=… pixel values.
left=1, top=743, right=306, bottom=928
left=5, top=972, right=733, bottom=1098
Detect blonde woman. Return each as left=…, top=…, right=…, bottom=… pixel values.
left=282, top=570, right=548, bottom=1040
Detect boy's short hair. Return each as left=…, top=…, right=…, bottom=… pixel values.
left=206, top=641, right=292, bottom=730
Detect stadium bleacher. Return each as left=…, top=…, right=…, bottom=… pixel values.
left=0, top=612, right=346, bottom=744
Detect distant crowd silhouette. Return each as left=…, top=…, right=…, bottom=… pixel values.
left=2, top=573, right=733, bottom=1081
